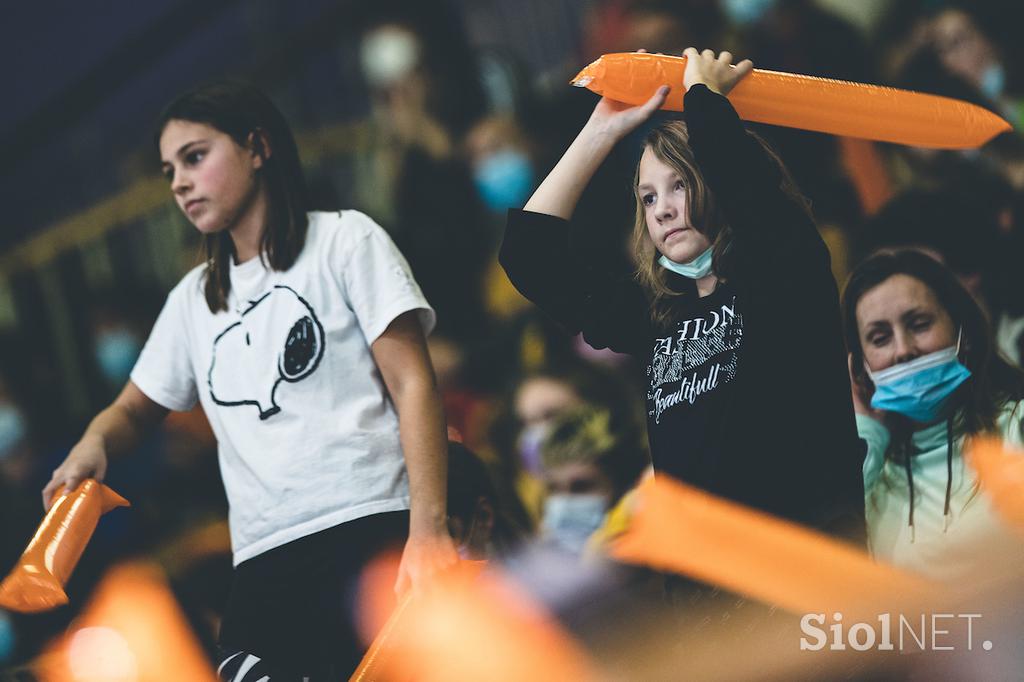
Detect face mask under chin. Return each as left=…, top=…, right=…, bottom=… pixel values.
left=866, top=333, right=972, bottom=423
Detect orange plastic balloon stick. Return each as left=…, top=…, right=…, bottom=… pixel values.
left=572, top=52, right=1012, bottom=149
left=352, top=559, right=486, bottom=682
left=0, top=479, right=129, bottom=613
left=966, top=437, right=1024, bottom=532
left=35, top=562, right=217, bottom=682
left=611, top=476, right=934, bottom=617
left=838, top=137, right=893, bottom=215
left=352, top=559, right=594, bottom=682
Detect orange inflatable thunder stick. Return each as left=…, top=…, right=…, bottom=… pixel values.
left=0, top=479, right=129, bottom=613
left=573, top=53, right=1011, bottom=149
left=967, top=437, right=1024, bottom=532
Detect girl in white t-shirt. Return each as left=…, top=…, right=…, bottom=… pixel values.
left=42, top=82, right=456, bottom=679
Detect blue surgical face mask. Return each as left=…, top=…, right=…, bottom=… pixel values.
left=866, top=332, right=971, bottom=423
left=474, top=150, right=535, bottom=212
left=542, top=493, right=609, bottom=554
left=0, top=404, right=27, bottom=461
left=95, top=329, right=142, bottom=387
left=722, top=0, right=776, bottom=25
left=981, top=63, right=1005, bottom=100
left=659, top=246, right=714, bottom=279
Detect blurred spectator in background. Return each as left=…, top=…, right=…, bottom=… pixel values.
left=427, top=333, right=492, bottom=449
left=726, top=0, right=871, bottom=81
left=446, top=440, right=528, bottom=560
left=993, top=191, right=1024, bottom=367
left=722, top=0, right=869, bottom=262
left=924, top=7, right=1022, bottom=127
left=0, top=378, right=39, bottom=666
left=0, top=381, right=34, bottom=493
left=465, top=115, right=537, bottom=235
left=858, top=184, right=1002, bottom=309
left=353, top=1, right=491, bottom=343
left=84, top=287, right=162, bottom=404
left=489, top=362, right=645, bottom=528
left=538, top=407, right=648, bottom=555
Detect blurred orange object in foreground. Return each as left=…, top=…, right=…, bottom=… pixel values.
left=612, top=476, right=934, bottom=617
left=967, top=437, right=1024, bottom=532
left=572, top=52, right=1011, bottom=149
left=0, top=479, right=128, bottom=613
left=35, top=562, right=216, bottom=682
left=353, top=556, right=595, bottom=682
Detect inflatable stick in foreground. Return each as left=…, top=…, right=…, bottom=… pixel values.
left=0, top=479, right=129, bottom=613
left=968, top=437, right=1024, bottom=532
left=611, top=476, right=934, bottom=619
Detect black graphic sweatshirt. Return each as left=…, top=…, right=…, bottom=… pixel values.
left=500, top=85, right=865, bottom=541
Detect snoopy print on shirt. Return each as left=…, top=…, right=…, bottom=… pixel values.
left=208, top=285, right=326, bottom=420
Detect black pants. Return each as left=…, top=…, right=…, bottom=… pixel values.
left=217, top=511, right=408, bottom=681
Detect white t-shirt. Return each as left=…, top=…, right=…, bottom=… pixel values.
left=131, top=210, right=434, bottom=565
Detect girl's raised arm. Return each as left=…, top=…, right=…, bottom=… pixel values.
left=524, top=83, right=670, bottom=220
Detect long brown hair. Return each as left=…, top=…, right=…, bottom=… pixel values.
left=156, top=82, right=309, bottom=313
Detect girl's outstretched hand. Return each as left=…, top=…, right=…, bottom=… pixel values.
left=42, top=436, right=108, bottom=510
left=682, top=48, right=754, bottom=96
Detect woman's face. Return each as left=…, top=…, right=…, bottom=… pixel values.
left=159, top=119, right=263, bottom=234
left=638, top=146, right=712, bottom=264
left=855, top=274, right=958, bottom=374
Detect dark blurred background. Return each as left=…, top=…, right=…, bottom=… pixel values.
left=2, top=0, right=1023, bottom=673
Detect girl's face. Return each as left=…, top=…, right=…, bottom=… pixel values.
left=638, top=146, right=712, bottom=264
left=159, top=119, right=263, bottom=234
left=855, top=274, right=958, bottom=373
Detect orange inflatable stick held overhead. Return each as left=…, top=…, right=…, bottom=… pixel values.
left=0, top=479, right=129, bottom=613
left=572, top=52, right=1011, bottom=149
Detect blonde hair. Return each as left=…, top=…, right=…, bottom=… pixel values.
left=631, top=121, right=732, bottom=327
left=630, top=120, right=810, bottom=327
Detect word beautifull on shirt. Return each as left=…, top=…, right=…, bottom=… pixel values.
left=501, top=85, right=865, bottom=538
left=646, top=284, right=744, bottom=483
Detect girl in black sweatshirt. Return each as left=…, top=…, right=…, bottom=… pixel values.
left=500, top=48, right=864, bottom=541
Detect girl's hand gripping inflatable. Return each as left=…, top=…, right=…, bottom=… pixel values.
left=0, top=479, right=129, bottom=613
left=572, top=51, right=1011, bottom=149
